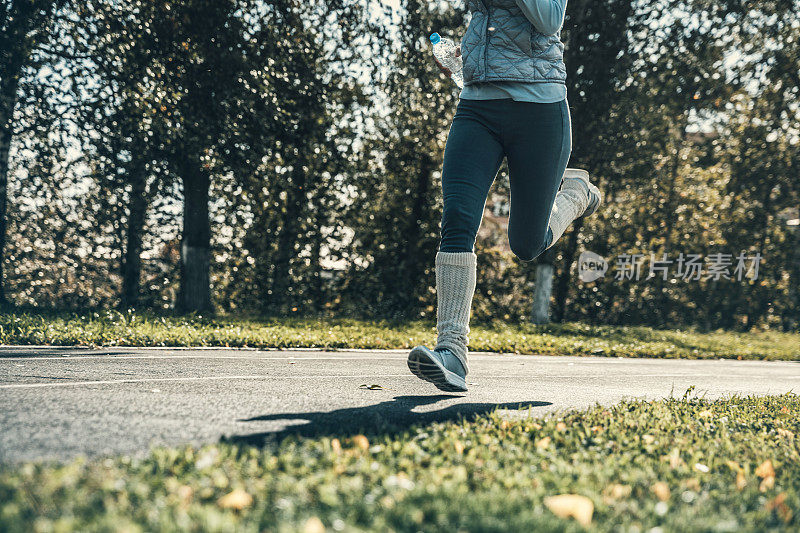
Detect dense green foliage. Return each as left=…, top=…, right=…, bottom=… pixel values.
left=1, top=0, right=798, bottom=329
left=1, top=394, right=797, bottom=531
left=0, top=310, right=797, bottom=360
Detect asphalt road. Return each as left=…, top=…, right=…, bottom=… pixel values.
left=0, top=346, right=797, bottom=463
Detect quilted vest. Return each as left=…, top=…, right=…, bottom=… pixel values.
left=461, top=0, right=567, bottom=85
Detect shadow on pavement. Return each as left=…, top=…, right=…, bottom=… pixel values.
left=226, top=395, right=552, bottom=446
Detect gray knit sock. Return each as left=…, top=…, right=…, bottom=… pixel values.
left=547, top=170, right=590, bottom=249
left=434, top=251, right=476, bottom=375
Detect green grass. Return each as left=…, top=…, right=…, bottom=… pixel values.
left=1, top=394, right=798, bottom=531
left=0, top=309, right=797, bottom=360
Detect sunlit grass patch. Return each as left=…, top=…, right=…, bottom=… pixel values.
left=1, top=394, right=797, bottom=531
left=0, top=309, right=797, bottom=360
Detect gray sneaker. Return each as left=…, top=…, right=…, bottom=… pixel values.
left=562, top=168, right=602, bottom=218
left=407, top=345, right=467, bottom=392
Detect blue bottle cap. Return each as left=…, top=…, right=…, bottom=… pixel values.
left=429, top=33, right=441, bottom=45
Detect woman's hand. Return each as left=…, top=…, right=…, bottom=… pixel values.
left=434, top=45, right=461, bottom=77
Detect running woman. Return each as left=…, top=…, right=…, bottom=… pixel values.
left=408, top=0, right=601, bottom=392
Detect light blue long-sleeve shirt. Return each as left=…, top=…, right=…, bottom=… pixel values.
left=460, top=0, right=568, bottom=103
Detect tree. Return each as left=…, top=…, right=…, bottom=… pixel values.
left=238, top=0, right=366, bottom=314
left=343, top=0, right=466, bottom=318
left=0, top=0, right=64, bottom=306
left=552, top=0, right=743, bottom=324
left=722, top=1, right=800, bottom=329
left=72, top=9, right=156, bottom=308
left=75, top=0, right=275, bottom=313
left=532, top=0, right=634, bottom=323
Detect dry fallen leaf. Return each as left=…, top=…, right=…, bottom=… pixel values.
left=766, top=492, right=787, bottom=510
left=684, top=478, right=701, bottom=491
left=778, top=505, right=793, bottom=523
left=642, top=434, right=655, bottom=444
left=760, top=476, right=775, bottom=492
left=217, top=489, right=253, bottom=510
left=652, top=482, right=671, bottom=501
left=536, top=437, right=551, bottom=450
left=736, top=472, right=747, bottom=491
left=544, top=494, right=594, bottom=527
left=177, top=485, right=193, bottom=506
left=604, top=483, right=631, bottom=501
left=726, top=461, right=743, bottom=473
left=454, top=441, right=464, bottom=455
left=663, top=448, right=683, bottom=469
left=776, top=428, right=794, bottom=440
left=756, top=460, right=775, bottom=479
left=556, top=422, right=567, bottom=432
left=766, top=493, right=793, bottom=523
left=331, top=438, right=341, bottom=454
left=352, top=435, right=370, bottom=451
left=302, top=516, right=326, bottom=533
left=725, top=461, right=747, bottom=490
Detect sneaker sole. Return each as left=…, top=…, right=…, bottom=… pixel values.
left=407, top=346, right=467, bottom=393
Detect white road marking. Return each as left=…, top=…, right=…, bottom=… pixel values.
left=1, top=373, right=794, bottom=390
left=0, top=353, right=795, bottom=368
left=0, top=374, right=413, bottom=389
left=0, top=354, right=397, bottom=362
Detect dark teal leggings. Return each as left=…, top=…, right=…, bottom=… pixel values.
left=439, top=98, right=571, bottom=260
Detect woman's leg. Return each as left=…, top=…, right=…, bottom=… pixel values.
left=437, top=101, right=504, bottom=373
left=504, top=99, right=572, bottom=261
left=408, top=100, right=504, bottom=391
left=439, top=100, right=506, bottom=254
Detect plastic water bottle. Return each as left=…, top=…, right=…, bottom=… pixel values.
left=430, top=33, right=463, bottom=88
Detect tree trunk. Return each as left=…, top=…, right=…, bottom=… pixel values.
left=790, top=215, right=800, bottom=331
left=553, top=217, right=584, bottom=321
left=742, top=187, right=774, bottom=329
left=309, top=226, right=324, bottom=309
left=0, top=127, right=11, bottom=308
left=531, top=250, right=555, bottom=324
left=120, top=164, right=147, bottom=309
left=658, top=114, right=689, bottom=325
left=661, top=115, right=688, bottom=252
left=0, top=0, right=61, bottom=307
left=178, top=164, right=212, bottom=313
left=401, top=152, right=433, bottom=310
left=269, top=168, right=306, bottom=312
left=0, top=74, right=20, bottom=308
